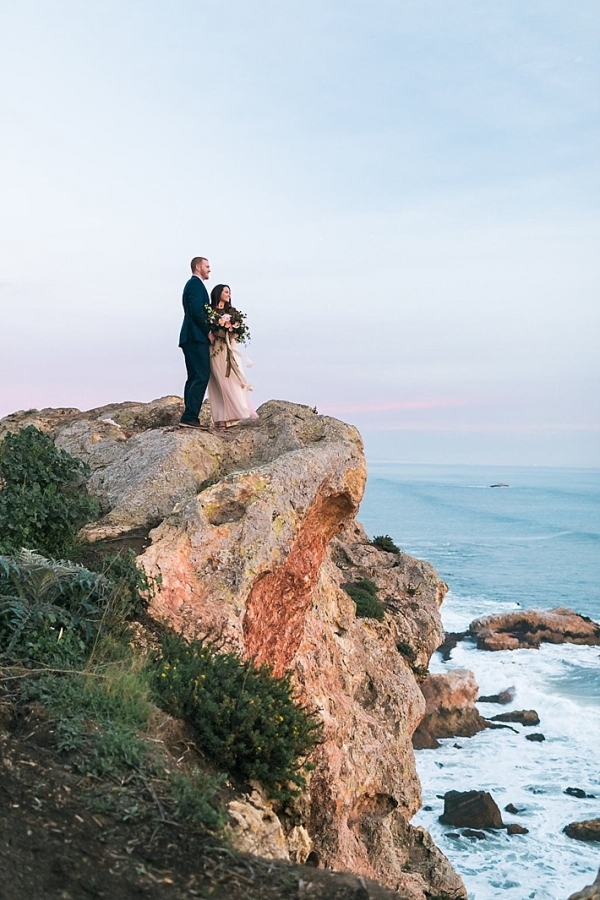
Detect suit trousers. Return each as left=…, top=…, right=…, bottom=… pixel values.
left=180, top=341, right=211, bottom=423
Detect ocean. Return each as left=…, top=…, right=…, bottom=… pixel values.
left=359, top=464, right=600, bottom=900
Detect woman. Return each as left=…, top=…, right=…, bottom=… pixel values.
left=207, top=284, right=257, bottom=429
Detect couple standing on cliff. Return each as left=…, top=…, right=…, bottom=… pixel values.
left=178, top=256, right=257, bottom=431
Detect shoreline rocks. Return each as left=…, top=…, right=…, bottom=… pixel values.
left=565, top=788, right=597, bottom=799
left=412, top=670, right=488, bottom=749
left=564, top=819, right=600, bottom=843
left=490, top=709, right=540, bottom=726
left=469, top=608, right=600, bottom=651
left=478, top=686, right=516, bottom=704
left=439, top=791, right=504, bottom=830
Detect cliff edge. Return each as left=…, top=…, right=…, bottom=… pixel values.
left=0, top=397, right=466, bottom=900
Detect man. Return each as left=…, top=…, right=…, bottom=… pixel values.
left=179, top=256, right=215, bottom=428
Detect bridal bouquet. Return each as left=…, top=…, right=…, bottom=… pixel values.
left=205, top=304, right=251, bottom=344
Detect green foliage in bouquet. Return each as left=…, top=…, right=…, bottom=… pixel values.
left=151, top=631, right=322, bottom=800
left=204, top=304, right=251, bottom=344
left=371, top=534, right=400, bottom=554
left=0, top=426, right=98, bottom=557
left=342, top=578, right=386, bottom=621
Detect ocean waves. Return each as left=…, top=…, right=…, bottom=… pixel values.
left=360, top=464, right=600, bottom=899
left=415, top=620, right=600, bottom=899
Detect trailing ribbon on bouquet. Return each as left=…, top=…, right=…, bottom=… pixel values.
left=224, top=332, right=254, bottom=389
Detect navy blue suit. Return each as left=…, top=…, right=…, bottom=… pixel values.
left=179, top=275, right=211, bottom=424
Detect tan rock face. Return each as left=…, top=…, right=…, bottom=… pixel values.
left=227, top=792, right=290, bottom=860
left=412, top=670, right=488, bottom=750
left=421, top=669, right=480, bottom=716
left=0, top=397, right=466, bottom=899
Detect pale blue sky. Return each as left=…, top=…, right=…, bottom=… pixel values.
left=1, top=1, right=599, bottom=465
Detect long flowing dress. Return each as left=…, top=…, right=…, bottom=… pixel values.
left=208, top=331, right=257, bottom=425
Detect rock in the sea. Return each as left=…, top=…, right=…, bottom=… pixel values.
left=568, top=869, right=600, bottom=900
left=478, top=686, right=516, bottom=704
left=0, top=398, right=466, bottom=900
left=469, top=608, right=600, bottom=651
left=506, top=823, right=529, bottom=835
left=490, top=709, right=540, bottom=726
left=525, top=733, right=545, bottom=742
left=504, top=803, right=521, bottom=814
left=564, top=819, right=600, bottom=842
left=436, top=631, right=467, bottom=661
left=483, top=720, right=518, bottom=733
left=461, top=829, right=487, bottom=841
left=565, top=788, right=596, bottom=799
left=412, top=670, right=488, bottom=749
left=439, top=791, right=504, bottom=830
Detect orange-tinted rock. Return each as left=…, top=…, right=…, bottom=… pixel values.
left=413, top=670, right=488, bottom=749
left=1, top=397, right=466, bottom=900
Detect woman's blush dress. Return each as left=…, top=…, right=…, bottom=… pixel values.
left=208, top=332, right=257, bottom=425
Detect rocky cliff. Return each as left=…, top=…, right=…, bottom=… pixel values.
left=0, top=397, right=466, bottom=900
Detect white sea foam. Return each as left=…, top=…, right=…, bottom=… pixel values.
left=413, top=592, right=600, bottom=900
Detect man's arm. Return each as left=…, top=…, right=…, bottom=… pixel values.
left=186, top=279, right=211, bottom=338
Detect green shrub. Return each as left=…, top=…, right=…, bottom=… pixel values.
left=169, top=769, right=227, bottom=832
left=19, top=662, right=152, bottom=771
left=342, top=578, right=386, bottom=621
left=98, top=549, right=159, bottom=621
left=0, top=426, right=98, bottom=557
left=151, top=632, right=322, bottom=800
left=0, top=551, right=105, bottom=666
left=351, top=578, right=378, bottom=596
left=371, top=534, right=400, bottom=554
left=88, top=722, right=150, bottom=775
left=13, top=636, right=226, bottom=835
left=0, top=550, right=152, bottom=668
left=396, top=640, right=417, bottom=663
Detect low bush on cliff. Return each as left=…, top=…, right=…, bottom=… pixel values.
left=12, top=644, right=227, bottom=834
left=0, top=549, right=154, bottom=669
left=0, top=426, right=98, bottom=557
left=342, top=578, right=386, bottom=621
left=371, top=534, right=400, bottom=554
left=151, top=631, right=322, bottom=801
left=1, top=549, right=225, bottom=835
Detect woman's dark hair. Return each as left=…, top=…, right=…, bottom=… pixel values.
left=210, top=284, right=231, bottom=309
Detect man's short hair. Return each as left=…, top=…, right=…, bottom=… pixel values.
left=190, top=256, right=208, bottom=272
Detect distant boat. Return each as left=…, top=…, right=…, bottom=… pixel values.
left=490, top=483, right=509, bottom=488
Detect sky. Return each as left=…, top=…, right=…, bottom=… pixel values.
left=1, top=0, right=599, bottom=466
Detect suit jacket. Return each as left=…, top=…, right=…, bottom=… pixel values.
left=178, top=276, right=211, bottom=346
